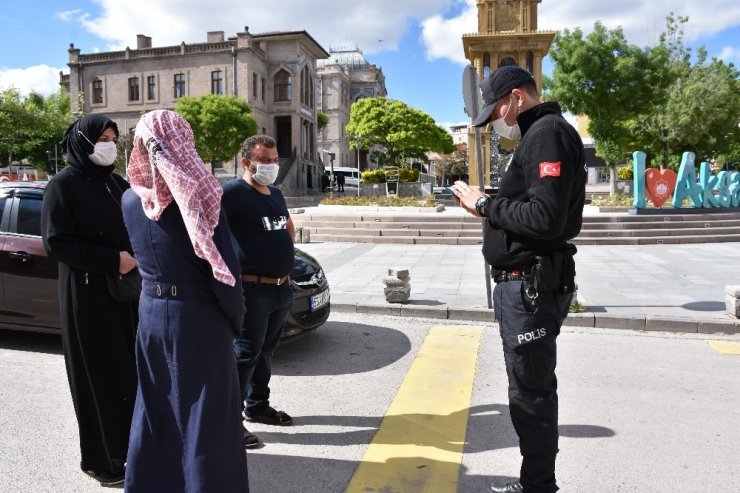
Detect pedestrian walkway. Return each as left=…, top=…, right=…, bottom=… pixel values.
left=294, top=206, right=740, bottom=334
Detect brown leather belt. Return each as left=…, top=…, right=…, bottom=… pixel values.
left=240, top=274, right=290, bottom=285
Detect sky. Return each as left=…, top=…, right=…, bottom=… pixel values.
left=1, top=0, right=739, bottom=131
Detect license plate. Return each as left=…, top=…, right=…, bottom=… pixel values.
left=310, top=289, right=330, bottom=311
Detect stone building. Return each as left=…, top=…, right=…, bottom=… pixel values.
left=316, top=45, right=387, bottom=173
left=61, top=28, right=329, bottom=196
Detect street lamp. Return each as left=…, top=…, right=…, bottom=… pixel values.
left=46, top=144, right=60, bottom=175
left=354, top=136, right=361, bottom=197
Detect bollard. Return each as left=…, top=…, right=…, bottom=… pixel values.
left=384, top=268, right=410, bottom=304
left=725, top=285, right=740, bottom=319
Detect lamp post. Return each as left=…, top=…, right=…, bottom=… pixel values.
left=354, top=136, right=361, bottom=197
left=46, top=144, right=60, bottom=175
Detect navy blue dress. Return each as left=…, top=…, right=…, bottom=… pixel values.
left=121, top=189, right=249, bottom=492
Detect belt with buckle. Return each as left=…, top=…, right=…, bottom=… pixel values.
left=240, top=274, right=290, bottom=285
left=493, top=269, right=531, bottom=283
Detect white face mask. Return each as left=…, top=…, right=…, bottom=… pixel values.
left=491, top=95, right=522, bottom=141
left=89, top=141, right=118, bottom=166
left=251, top=163, right=279, bottom=185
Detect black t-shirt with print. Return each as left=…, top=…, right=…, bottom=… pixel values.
left=222, top=179, right=293, bottom=277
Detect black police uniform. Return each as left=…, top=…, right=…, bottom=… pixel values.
left=482, top=101, right=585, bottom=492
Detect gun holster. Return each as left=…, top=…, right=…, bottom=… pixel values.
left=530, top=245, right=577, bottom=294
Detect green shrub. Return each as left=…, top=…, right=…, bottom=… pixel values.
left=398, top=168, right=419, bottom=183
left=361, top=169, right=386, bottom=183
left=569, top=298, right=585, bottom=313
left=590, top=194, right=633, bottom=207
left=617, top=166, right=633, bottom=180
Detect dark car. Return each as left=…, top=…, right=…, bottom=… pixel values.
left=0, top=181, right=330, bottom=337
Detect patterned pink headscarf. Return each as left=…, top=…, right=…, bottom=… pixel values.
left=128, top=110, right=236, bottom=286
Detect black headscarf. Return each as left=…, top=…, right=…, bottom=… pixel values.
left=62, top=114, right=119, bottom=180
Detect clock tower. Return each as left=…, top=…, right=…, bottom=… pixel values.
left=462, top=0, right=555, bottom=187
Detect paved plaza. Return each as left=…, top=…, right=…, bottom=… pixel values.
left=294, top=205, right=740, bottom=333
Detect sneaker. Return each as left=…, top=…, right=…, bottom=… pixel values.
left=247, top=407, right=293, bottom=426
left=244, top=428, right=260, bottom=448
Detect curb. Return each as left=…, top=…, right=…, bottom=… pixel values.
left=331, top=302, right=740, bottom=335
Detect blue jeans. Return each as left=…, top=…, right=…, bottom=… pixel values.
left=234, top=282, right=293, bottom=416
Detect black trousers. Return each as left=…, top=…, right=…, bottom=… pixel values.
left=493, top=280, right=573, bottom=493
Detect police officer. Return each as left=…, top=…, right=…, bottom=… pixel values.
left=451, top=65, right=585, bottom=493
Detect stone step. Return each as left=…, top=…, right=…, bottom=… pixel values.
left=294, top=210, right=740, bottom=245
left=311, top=234, right=484, bottom=245
left=294, top=220, right=484, bottom=230
left=302, top=227, right=483, bottom=238
left=576, top=226, right=740, bottom=237
left=572, top=234, right=740, bottom=245
left=581, top=219, right=740, bottom=230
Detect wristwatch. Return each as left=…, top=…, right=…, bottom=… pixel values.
left=475, top=196, right=490, bottom=216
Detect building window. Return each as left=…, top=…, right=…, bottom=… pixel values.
left=92, top=79, right=103, bottom=104
left=174, top=73, right=186, bottom=98
left=128, top=77, right=139, bottom=101
left=261, top=77, right=265, bottom=101
left=147, top=75, right=156, bottom=100
left=300, top=67, right=308, bottom=105
left=274, top=69, right=291, bottom=102
left=211, top=70, right=223, bottom=95
left=252, top=73, right=258, bottom=99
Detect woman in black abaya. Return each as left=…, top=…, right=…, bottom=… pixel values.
left=40, top=114, right=138, bottom=486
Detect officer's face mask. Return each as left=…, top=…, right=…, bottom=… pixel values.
left=491, top=94, right=522, bottom=141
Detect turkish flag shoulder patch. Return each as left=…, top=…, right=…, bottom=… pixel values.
left=539, top=161, right=561, bottom=178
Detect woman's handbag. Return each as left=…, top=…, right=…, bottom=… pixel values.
left=103, top=175, right=141, bottom=302
left=105, top=270, right=142, bottom=303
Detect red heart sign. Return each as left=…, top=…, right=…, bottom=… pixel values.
left=645, top=168, right=677, bottom=208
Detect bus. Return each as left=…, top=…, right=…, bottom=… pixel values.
left=327, top=167, right=360, bottom=187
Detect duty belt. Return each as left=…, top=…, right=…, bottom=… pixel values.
left=240, top=274, right=290, bottom=285
left=493, top=269, right=533, bottom=283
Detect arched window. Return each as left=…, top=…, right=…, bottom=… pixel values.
left=498, top=56, right=517, bottom=68
left=527, top=51, right=534, bottom=74
left=309, top=77, right=314, bottom=109
left=274, top=69, right=291, bottom=102
left=300, top=67, right=307, bottom=104
left=483, top=53, right=491, bottom=77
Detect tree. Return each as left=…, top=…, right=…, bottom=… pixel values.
left=628, top=14, right=740, bottom=168
left=438, top=149, right=468, bottom=184
left=546, top=22, right=672, bottom=194
left=0, top=88, right=72, bottom=171
left=175, top=94, right=257, bottom=173
left=24, top=90, right=73, bottom=174
left=345, top=97, right=454, bottom=167
left=317, top=111, right=328, bottom=131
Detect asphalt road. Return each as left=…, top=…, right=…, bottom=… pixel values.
left=1, top=312, right=739, bottom=492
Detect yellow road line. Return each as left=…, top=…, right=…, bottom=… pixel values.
left=709, top=341, right=740, bottom=355
left=346, top=325, right=484, bottom=493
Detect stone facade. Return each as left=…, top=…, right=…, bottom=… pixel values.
left=62, top=29, right=330, bottom=196
left=316, top=45, right=387, bottom=173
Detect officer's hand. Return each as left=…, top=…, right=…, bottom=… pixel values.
left=450, top=181, right=486, bottom=217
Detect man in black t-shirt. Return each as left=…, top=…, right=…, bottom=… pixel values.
left=222, top=135, right=296, bottom=449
